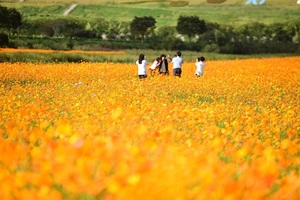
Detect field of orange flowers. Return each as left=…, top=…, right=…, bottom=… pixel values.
left=0, top=57, right=299, bottom=199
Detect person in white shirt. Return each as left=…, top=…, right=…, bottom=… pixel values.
left=136, top=54, right=148, bottom=79
left=170, top=51, right=183, bottom=77
left=195, top=56, right=206, bottom=77
left=149, top=57, right=161, bottom=76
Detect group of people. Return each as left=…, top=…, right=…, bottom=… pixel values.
left=136, top=51, right=206, bottom=79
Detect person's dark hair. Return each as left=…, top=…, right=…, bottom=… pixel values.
left=156, top=57, right=161, bottom=62
left=200, top=56, right=205, bottom=62
left=176, top=51, right=181, bottom=57
left=138, top=54, right=145, bottom=64
left=160, top=54, right=168, bottom=65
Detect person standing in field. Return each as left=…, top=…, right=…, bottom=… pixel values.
left=195, top=56, right=206, bottom=77
left=149, top=57, right=161, bottom=76
left=158, top=54, right=169, bottom=75
left=136, top=54, right=148, bottom=79
left=169, top=51, right=183, bottom=77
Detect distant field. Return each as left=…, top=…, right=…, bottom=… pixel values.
left=1, top=0, right=298, bottom=6
left=1, top=0, right=299, bottom=26
left=0, top=47, right=296, bottom=63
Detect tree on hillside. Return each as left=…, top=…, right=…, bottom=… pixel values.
left=213, top=25, right=238, bottom=46
left=107, top=20, right=121, bottom=39
left=0, top=6, right=22, bottom=33
left=266, top=23, right=291, bottom=42
left=237, top=22, right=267, bottom=41
left=90, top=18, right=109, bottom=38
left=8, top=8, right=22, bottom=30
left=38, top=20, right=55, bottom=37
left=154, top=26, right=178, bottom=49
left=106, top=21, right=130, bottom=40
left=157, top=26, right=177, bottom=39
left=130, top=16, right=156, bottom=42
left=199, top=22, right=220, bottom=43
left=176, top=16, right=206, bottom=43
left=0, top=6, right=9, bottom=29
left=286, top=20, right=300, bottom=44
left=51, top=18, right=67, bottom=37
left=63, top=19, right=86, bottom=38
left=20, top=19, right=52, bottom=36
left=49, top=18, right=87, bottom=38
left=119, top=22, right=131, bottom=40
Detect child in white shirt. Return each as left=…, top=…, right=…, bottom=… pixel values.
left=149, top=57, right=161, bottom=76
left=136, top=54, right=148, bottom=79
left=195, top=56, right=206, bottom=77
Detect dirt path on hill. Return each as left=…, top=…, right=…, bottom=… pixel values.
left=63, top=4, right=77, bottom=16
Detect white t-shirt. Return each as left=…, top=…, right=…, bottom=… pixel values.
left=136, top=60, right=148, bottom=75
left=150, top=60, right=159, bottom=70
left=172, top=56, right=183, bottom=69
left=195, top=61, right=206, bottom=76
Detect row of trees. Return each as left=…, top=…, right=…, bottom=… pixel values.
left=1, top=5, right=299, bottom=54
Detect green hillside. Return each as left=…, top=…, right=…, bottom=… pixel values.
left=1, top=0, right=299, bottom=26
left=1, top=0, right=298, bottom=6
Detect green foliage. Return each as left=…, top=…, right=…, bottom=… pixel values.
left=11, top=37, right=69, bottom=50
left=219, top=41, right=299, bottom=54
left=0, top=48, right=295, bottom=64
left=2, top=1, right=300, bottom=27
left=1, top=3, right=300, bottom=55
left=176, top=16, right=206, bottom=43
left=197, top=96, right=214, bottom=103
left=0, top=33, right=9, bottom=48
left=153, top=26, right=181, bottom=50
left=203, top=43, right=220, bottom=53
left=266, top=23, right=292, bottom=42
left=107, top=21, right=130, bottom=40
left=130, top=16, right=156, bottom=42
left=20, top=18, right=87, bottom=38
left=237, top=22, right=268, bottom=38
left=0, top=6, right=22, bottom=30
left=88, top=18, right=109, bottom=36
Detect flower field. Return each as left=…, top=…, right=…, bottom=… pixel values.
left=0, top=57, right=299, bottom=199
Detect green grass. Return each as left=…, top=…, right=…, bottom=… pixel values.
left=1, top=0, right=297, bottom=6
left=0, top=49, right=296, bottom=63
left=1, top=0, right=299, bottom=27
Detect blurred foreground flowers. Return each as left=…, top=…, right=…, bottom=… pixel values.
left=0, top=57, right=299, bottom=199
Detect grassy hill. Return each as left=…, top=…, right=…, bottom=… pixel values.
left=1, top=0, right=299, bottom=26
left=1, top=0, right=298, bottom=6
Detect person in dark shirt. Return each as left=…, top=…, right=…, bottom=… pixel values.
left=158, top=54, right=169, bottom=75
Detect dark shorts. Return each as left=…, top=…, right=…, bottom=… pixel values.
left=159, top=71, right=169, bottom=75
left=173, top=68, right=182, bottom=76
left=138, top=75, right=147, bottom=79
